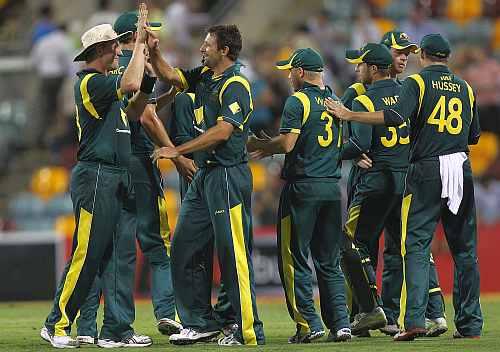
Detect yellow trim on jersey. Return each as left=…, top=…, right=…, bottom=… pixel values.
left=229, top=203, right=257, bottom=345
left=54, top=207, right=93, bottom=336
left=355, top=95, right=375, bottom=112
left=75, top=105, right=82, bottom=141
left=157, top=196, right=171, bottom=256
left=194, top=106, right=204, bottom=125
left=280, top=215, right=310, bottom=333
left=465, top=81, right=475, bottom=120
left=174, top=68, right=189, bottom=91
left=290, top=128, right=301, bottom=134
left=429, top=287, right=441, bottom=294
left=187, top=93, right=195, bottom=102
left=344, top=205, right=361, bottom=239
left=292, top=92, right=311, bottom=126
left=201, top=66, right=210, bottom=74
left=408, top=74, right=425, bottom=116
left=80, top=73, right=100, bottom=119
left=219, top=76, right=253, bottom=127
left=350, top=83, right=366, bottom=97
left=398, top=193, right=413, bottom=330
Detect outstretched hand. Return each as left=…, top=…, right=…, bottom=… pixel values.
left=136, top=3, right=149, bottom=44
left=325, top=97, right=352, bottom=120
left=145, top=28, right=160, bottom=51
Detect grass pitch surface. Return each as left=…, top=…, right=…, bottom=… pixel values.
left=0, top=295, right=498, bottom=351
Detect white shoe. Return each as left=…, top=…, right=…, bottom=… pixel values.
left=327, top=328, right=351, bottom=342
left=425, top=317, right=448, bottom=337
left=40, top=327, right=79, bottom=348
left=350, top=307, right=387, bottom=334
left=157, top=318, right=183, bottom=336
left=169, top=328, right=220, bottom=345
left=76, top=335, right=96, bottom=345
left=288, top=329, right=325, bottom=343
left=218, top=334, right=242, bottom=346
left=97, top=339, right=125, bottom=348
left=121, top=334, right=152, bottom=347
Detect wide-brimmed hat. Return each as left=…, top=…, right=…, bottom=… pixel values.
left=74, top=24, right=131, bottom=62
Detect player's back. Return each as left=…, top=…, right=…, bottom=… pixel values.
left=281, top=83, right=342, bottom=181
left=406, top=65, right=476, bottom=161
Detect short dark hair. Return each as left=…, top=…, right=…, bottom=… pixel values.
left=422, top=50, right=449, bottom=63
left=207, top=24, right=242, bottom=61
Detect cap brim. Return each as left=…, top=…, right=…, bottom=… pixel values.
left=73, top=31, right=132, bottom=62
left=345, top=49, right=364, bottom=64
left=391, top=42, right=420, bottom=53
left=276, top=59, right=292, bottom=70
left=147, top=22, right=162, bottom=31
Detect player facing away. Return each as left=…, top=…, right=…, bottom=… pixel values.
left=247, top=48, right=351, bottom=344
left=149, top=24, right=265, bottom=346
left=327, top=33, right=483, bottom=341
left=41, top=3, right=154, bottom=349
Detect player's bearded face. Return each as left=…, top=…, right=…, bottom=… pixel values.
left=357, top=63, right=371, bottom=85
left=200, top=33, right=222, bottom=68
left=391, top=48, right=410, bottom=74
left=288, top=67, right=303, bottom=91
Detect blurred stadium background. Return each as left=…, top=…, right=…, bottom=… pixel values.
left=0, top=0, right=500, bottom=302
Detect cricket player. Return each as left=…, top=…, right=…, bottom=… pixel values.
left=327, top=33, right=483, bottom=341
left=247, top=48, right=351, bottom=344
left=149, top=24, right=265, bottom=346
left=40, top=4, right=153, bottom=348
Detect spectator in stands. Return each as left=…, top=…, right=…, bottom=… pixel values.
left=164, top=0, right=210, bottom=49
left=399, top=3, right=442, bottom=42
left=31, top=23, right=75, bottom=147
left=463, top=47, right=500, bottom=134
left=84, top=0, right=119, bottom=30
left=32, top=3, right=56, bottom=45
left=350, top=6, right=380, bottom=50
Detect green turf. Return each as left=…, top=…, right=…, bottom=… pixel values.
left=0, top=296, right=498, bottom=351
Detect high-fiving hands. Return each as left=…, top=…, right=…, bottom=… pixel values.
left=325, top=97, right=352, bottom=121
left=136, top=3, right=149, bottom=44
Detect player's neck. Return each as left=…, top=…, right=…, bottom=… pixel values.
left=86, top=60, right=107, bottom=74
left=303, top=78, right=324, bottom=89
left=212, top=58, right=235, bottom=76
left=371, top=75, right=391, bottom=83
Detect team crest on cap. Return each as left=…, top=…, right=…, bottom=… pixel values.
left=400, top=32, right=409, bottom=40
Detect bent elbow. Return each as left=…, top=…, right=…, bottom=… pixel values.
left=120, top=81, right=140, bottom=94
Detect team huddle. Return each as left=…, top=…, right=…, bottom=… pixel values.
left=39, top=2, right=483, bottom=348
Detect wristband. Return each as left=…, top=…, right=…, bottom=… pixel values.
left=140, top=74, right=157, bottom=94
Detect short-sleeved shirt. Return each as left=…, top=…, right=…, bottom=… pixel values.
left=389, top=65, right=480, bottom=162
left=74, top=68, right=131, bottom=167
left=109, top=49, right=155, bottom=156
left=348, top=79, right=410, bottom=172
left=176, top=63, right=252, bottom=167
left=279, top=82, right=342, bottom=180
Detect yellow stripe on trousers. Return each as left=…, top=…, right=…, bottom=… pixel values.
left=54, top=207, right=93, bottom=336
left=280, top=215, right=310, bottom=333
left=157, top=196, right=172, bottom=256
left=229, top=203, right=257, bottom=345
left=398, top=194, right=413, bottom=330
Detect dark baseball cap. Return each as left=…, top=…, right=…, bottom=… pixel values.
left=420, top=33, right=451, bottom=58
left=276, top=48, right=324, bottom=72
left=113, top=11, right=162, bottom=35
left=380, top=31, right=419, bottom=53
left=345, top=43, right=393, bottom=68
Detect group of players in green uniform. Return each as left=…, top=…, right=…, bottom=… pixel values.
left=39, top=2, right=483, bottom=348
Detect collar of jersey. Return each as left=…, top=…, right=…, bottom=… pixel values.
left=119, top=49, right=133, bottom=57
left=211, top=63, right=240, bottom=80
left=78, top=68, right=101, bottom=75
left=368, top=78, right=397, bottom=90
left=422, top=64, right=451, bottom=74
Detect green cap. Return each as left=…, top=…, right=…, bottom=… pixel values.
left=276, top=48, right=324, bottom=72
left=113, top=11, right=162, bottom=35
left=380, top=31, right=419, bottom=53
left=420, top=33, right=451, bottom=58
left=345, top=43, right=393, bottom=68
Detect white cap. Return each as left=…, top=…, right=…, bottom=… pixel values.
left=74, top=24, right=131, bottom=62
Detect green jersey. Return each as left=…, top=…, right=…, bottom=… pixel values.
left=177, top=63, right=252, bottom=167
left=389, top=65, right=480, bottom=161
left=347, top=79, right=409, bottom=172
left=74, top=69, right=131, bottom=167
left=341, top=82, right=368, bottom=161
left=111, top=49, right=155, bottom=155
left=168, top=92, right=197, bottom=159
left=279, top=82, right=342, bottom=180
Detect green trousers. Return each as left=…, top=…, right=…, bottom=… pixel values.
left=76, top=155, right=175, bottom=340
left=178, top=173, right=236, bottom=327
left=399, top=158, right=482, bottom=336
left=343, top=169, right=445, bottom=324
left=277, top=180, right=349, bottom=334
left=171, top=164, right=264, bottom=345
left=44, top=162, right=131, bottom=337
